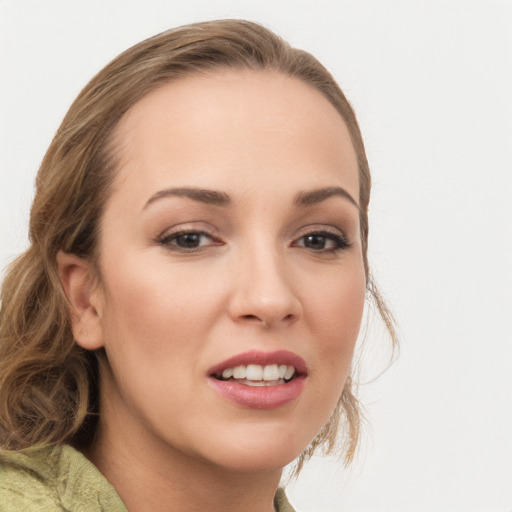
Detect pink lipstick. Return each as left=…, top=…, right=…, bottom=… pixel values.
left=207, top=350, right=307, bottom=409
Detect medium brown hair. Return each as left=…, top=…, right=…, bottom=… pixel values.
left=0, top=19, right=396, bottom=469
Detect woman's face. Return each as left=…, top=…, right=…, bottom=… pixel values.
left=87, top=70, right=366, bottom=471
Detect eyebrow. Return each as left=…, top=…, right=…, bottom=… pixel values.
left=293, top=187, right=359, bottom=209
left=143, top=185, right=358, bottom=211
left=143, top=187, right=231, bottom=209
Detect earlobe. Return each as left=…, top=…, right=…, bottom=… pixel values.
left=56, top=251, right=105, bottom=350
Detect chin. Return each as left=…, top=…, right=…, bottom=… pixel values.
left=210, top=447, right=299, bottom=474
left=194, top=423, right=317, bottom=473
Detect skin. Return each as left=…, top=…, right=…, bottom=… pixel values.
left=58, top=70, right=366, bottom=512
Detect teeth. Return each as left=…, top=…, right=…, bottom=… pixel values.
left=218, top=364, right=296, bottom=382
left=284, top=366, right=295, bottom=380
left=233, top=365, right=246, bottom=379
left=244, top=380, right=279, bottom=387
left=246, top=364, right=263, bottom=380
left=263, top=364, right=279, bottom=381
left=222, top=368, right=233, bottom=379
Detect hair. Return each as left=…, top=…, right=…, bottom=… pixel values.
left=0, top=19, right=396, bottom=470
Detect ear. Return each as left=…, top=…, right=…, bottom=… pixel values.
left=56, top=251, right=105, bottom=350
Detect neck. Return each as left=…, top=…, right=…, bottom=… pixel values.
left=87, top=424, right=281, bottom=512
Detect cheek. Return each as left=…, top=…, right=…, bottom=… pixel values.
left=97, top=254, right=229, bottom=369
left=307, top=265, right=366, bottom=385
left=286, top=264, right=365, bottom=445
left=96, top=256, right=227, bottom=420
left=103, top=251, right=221, bottom=320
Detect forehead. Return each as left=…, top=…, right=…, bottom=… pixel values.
left=110, top=69, right=359, bottom=205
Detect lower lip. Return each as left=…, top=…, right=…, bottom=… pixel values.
left=208, top=376, right=306, bottom=409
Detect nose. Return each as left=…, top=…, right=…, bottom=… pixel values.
left=227, top=245, right=303, bottom=328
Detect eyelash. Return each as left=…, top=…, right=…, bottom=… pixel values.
left=157, top=229, right=352, bottom=253
left=158, top=230, right=219, bottom=252
left=291, top=230, right=352, bottom=253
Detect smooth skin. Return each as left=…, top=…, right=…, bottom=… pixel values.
left=58, top=70, right=366, bottom=512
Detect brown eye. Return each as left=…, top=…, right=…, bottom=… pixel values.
left=303, top=234, right=329, bottom=250
left=174, top=233, right=203, bottom=248
left=159, top=231, right=216, bottom=251
left=294, top=231, right=350, bottom=252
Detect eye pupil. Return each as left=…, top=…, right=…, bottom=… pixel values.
left=176, top=233, right=201, bottom=248
left=304, top=234, right=326, bottom=249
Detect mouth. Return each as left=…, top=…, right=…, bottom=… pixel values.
left=212, top=363, right=298, bottom=387
left=207, top=350, right=307, bottom=409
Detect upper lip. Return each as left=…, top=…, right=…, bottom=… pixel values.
left=208, top=350, right=308, bottom=377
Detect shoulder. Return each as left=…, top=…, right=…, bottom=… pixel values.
left=0, top=444, right=65, bottom=511
left=0, top=444, right=127, bottom=512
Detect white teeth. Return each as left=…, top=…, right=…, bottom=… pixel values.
left=263, top=364, right=279, bottom=381
left=222, top=368, right=233, bottom=379
left=233, top=365, right=246, bottom=379
left=219, top=364, right=296, bottom=382
left=243, top=380, right=278, bottom=387
left=246, top=364, right=263, bottom=381
left=284, top=366, right=295, bottom=380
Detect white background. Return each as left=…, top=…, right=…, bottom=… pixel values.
left=1, top=1, right=511, bottom=511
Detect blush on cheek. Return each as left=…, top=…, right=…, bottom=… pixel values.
left=314, top=283, right=365, bottom=374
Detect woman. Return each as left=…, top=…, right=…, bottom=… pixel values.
left=0, top=19, right=396, bottom=511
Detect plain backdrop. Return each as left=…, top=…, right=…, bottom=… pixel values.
left=1, top=1, right=511, bottom=511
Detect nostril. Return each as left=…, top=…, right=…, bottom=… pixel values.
left=239, top=313, right=296, bottom=326
left=242, top=314, right=261, bottom=321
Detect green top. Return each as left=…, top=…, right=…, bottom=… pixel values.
left=0, top=444, right=296, bottom=511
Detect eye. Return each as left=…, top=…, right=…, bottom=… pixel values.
left=293, top=230, right=351, bottom=252
left=158, top=230, right=219, bottom=251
